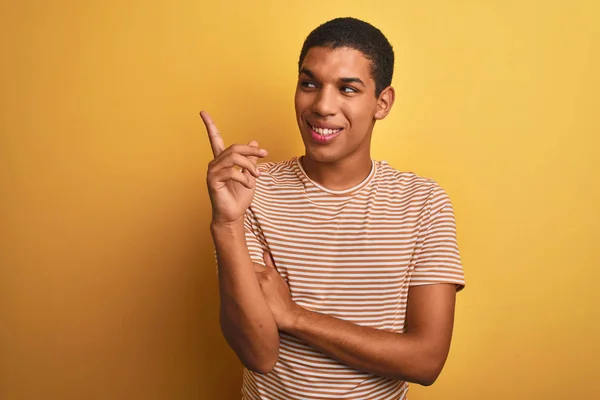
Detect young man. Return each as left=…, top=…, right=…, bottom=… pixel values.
left=202, top=17, right=465, bottom=400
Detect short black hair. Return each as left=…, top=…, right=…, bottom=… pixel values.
left=298, top=17, right=394, bottom=97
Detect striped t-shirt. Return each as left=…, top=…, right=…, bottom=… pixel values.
left=241, top=156, right=465, bottom=400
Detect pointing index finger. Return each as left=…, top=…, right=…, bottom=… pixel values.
left=200, top=111, right=225, bottom=157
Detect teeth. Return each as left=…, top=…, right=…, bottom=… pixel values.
left=311, top=125, right=341, bottom=136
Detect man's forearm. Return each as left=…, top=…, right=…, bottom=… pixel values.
left=284, top=307, right=447, bottom=386
left=211, top=221, right=279, bottom=374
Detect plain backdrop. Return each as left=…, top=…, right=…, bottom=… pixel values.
left=1, top=0, right=599, bottom=399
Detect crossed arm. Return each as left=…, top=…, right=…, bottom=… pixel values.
left=213, top=220, right=459, bottom=385
left=279, top=283, right=457, bottom=386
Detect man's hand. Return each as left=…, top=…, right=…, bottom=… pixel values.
left=201, top=111, right=268, bottom=225
left=255, top=252, right=302, bottom=330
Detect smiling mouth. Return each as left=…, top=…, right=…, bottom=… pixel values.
left=308, top=123, right=343, bottom=136
left=307, top=122, right=344, bottom=144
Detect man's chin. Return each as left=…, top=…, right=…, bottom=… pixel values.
left=303, top=146, right=341, bottom=164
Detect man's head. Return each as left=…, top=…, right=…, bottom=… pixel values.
left=295, top=17, right=395, bottom=165
left=298, top=17, right=394, bottom=98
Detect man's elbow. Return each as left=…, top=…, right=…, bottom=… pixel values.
left=412, top=356, right=447, bottom=386
left=220, top=316, right=280, bottom=374
left=233, top=340, right=279, bottom=375
left=244, top=355, right=278, bottom=375
left=415, top=371, right=440, bottom=387
left=394, top=344, right=448, bottom=386
left=232, top=332, right=280, bottom=375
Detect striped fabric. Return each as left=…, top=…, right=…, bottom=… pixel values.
left=241, top=156, right=465, bottom=400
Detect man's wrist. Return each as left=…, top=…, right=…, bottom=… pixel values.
left=210, top=217, right=245, bottom=235
left=282, top=304, right=308, bottom=333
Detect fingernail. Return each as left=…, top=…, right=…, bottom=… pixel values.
left=260, top=149, right=268, bottom=155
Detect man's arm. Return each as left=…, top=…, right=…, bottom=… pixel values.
left=285, top=284, right=457, bottom=385
left=212, top=221, right=279, bottom=375
left=200, top=110, right=279, bottom=374
left=256, top=255, right=457, bottom=385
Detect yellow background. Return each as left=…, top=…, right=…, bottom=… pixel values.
left=1, top=0, right=598, bottom=399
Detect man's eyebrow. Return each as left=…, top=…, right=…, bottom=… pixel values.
left=299, top=68, right=315, bottom=79
left=300, top=68, right=366, bottom=87
left=340, top=77, right=365, bottom=87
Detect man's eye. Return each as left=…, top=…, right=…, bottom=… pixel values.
left=341, top=86, right=358, bottom=93
left=301, top=81, right=316, bottom=88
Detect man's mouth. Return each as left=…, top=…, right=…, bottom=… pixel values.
left=307, top=123, right=344, bottom=143
left=308, top=123, right=343, bottom=136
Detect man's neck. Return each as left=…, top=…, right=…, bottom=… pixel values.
left=300, top=152, right=373, bottom=191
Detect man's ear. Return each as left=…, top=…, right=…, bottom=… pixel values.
left=374, top=86, right=395, bottom=120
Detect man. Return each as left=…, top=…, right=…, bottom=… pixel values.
left=202, top=17, right=465, bottom=400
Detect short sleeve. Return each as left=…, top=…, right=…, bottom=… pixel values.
left=243, top=208, right=268, bottom=267
left=410, top=184, right=465, bottom=291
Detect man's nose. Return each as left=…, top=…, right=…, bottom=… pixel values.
left=312, top=86, right=338, bottom=117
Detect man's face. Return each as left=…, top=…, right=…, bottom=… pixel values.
left=294, top=46, right=381, bottom=164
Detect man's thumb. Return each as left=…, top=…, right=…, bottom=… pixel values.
left=263, top=251, right=276, bottom=268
